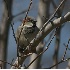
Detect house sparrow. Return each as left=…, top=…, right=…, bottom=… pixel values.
left=15, top=16, right=39, bottom=53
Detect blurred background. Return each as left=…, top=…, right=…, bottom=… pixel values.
left=0, top=0, right=70, bottom=69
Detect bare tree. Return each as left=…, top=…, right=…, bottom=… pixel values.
left=0, top=0, right=70, bottom=69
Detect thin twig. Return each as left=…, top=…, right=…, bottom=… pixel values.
left=11, top=58, right=14, bottom=66
left=63, top=43, right=70, bottom=50
left=10, top=23, right=17, bottom=44
left=11, top=22, right=19, bottom=68
left=17, top=0, right=33, bottom=68
left=62, top=38, right=70, bottom=60
left=0, top=60, right=17, bottom=67
left=12, top=9, right=28, bottom=18
left=18, top=0, right=33, bottom=41
left=11, top=0, right=33, bottom=68
left=23, top=0, right=33, bottom=23
left=46, top=58, right=70, bottom=69
left=39, top=0, right=66, bottom=32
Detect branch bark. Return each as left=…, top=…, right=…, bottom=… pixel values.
left=11, top=12, right=70, bottom=69
left=27, top=12, right=70, bottom=51
left=29, top=0, right=50, bottom=68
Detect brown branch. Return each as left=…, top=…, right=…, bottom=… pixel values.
left=12, top=9, right=27, bottom=18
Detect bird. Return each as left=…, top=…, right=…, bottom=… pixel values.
left=15, top=16, right=39, bottom=53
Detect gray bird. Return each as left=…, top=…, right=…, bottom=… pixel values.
left=15, top=16, right=39, bottom=53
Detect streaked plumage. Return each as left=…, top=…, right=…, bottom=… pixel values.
left=15, top=17, right=39, bottom=52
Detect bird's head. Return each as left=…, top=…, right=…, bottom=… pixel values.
left=23, top=16, right=37, bottom=27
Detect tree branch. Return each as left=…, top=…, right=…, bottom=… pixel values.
left=26, top=12, right=70, bottom=52
left=11, top=12, right=70, bottom=69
